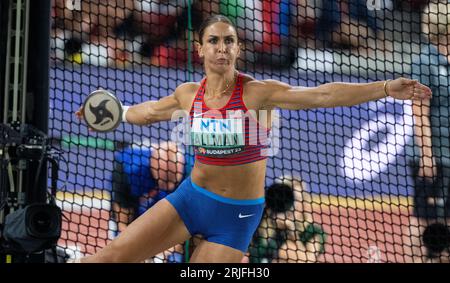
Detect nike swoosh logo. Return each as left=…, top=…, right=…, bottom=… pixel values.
left=193, top=112, right=204, bottom=118
left=238, top=213, right=255, bottom=219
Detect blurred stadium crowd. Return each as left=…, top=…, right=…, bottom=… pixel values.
left=51, top=0, right=428, bottom=69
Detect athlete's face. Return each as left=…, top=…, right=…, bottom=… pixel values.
left=197, top=22, right=240, bottom=73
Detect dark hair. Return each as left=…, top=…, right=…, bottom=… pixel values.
left=265, top=183, right=295, bottom=213
left=198, top=14, right=237, bottom=44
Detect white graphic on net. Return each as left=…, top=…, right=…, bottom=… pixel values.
left=367, top=246, right=381, bottom=263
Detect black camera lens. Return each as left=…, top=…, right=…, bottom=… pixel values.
left=4, top=204, right=62, bottom=253
left=30, top=210, right=53, bottom=234
left=266, top=183, right=295, bottom=213
left=423, top=223, right=450, bottom=255
left=26, top=204, right=61, bottom=238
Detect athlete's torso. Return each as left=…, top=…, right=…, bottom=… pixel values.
left=176, top=73, right=273, bottom=199
left=190, top=73, right=270, bottom=164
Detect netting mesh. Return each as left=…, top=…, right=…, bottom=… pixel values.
left=49, top=0, right=450, bottom=263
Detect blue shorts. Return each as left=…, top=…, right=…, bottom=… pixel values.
left=165, top=177, right=265, bottom=253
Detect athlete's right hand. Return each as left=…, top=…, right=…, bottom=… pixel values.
left=75, top=106, right=84, bottom=120
left=75, top=106, right=94, bottom=132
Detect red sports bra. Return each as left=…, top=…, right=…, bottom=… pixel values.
left=189, top=73, right=271, bottom=166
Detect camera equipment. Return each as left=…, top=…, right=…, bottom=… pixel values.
left=411, top=159, right=450, bottom=220
left=0, top=122, right=62, bottom=258
left=266, top=183, right=295, bottom=213
left=422, top=223, right=450, bottom=258
left=3, top=203, right=61, bottom=253
left=411, top=160, right=450, bottom=260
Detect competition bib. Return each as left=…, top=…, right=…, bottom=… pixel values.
left=191, top=117, right=245, bottom=157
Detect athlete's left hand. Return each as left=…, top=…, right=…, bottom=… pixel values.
left=387, top=78, right=432, bottom=100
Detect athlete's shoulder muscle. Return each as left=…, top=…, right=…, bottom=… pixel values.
left=241, top=76, right=275, bottom=110
left=174, top=82, right=200, bottom=110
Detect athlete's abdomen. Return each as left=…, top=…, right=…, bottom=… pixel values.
left=190, top=159, right=267, bottom=200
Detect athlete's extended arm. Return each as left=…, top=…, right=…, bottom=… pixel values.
left=76, top=83, right=190, bottom=126
left=124, top=94, right=181, bottom=125
left=124, top=81, right=200, bottom=125
left=258, top=78, right=432, bottom=110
